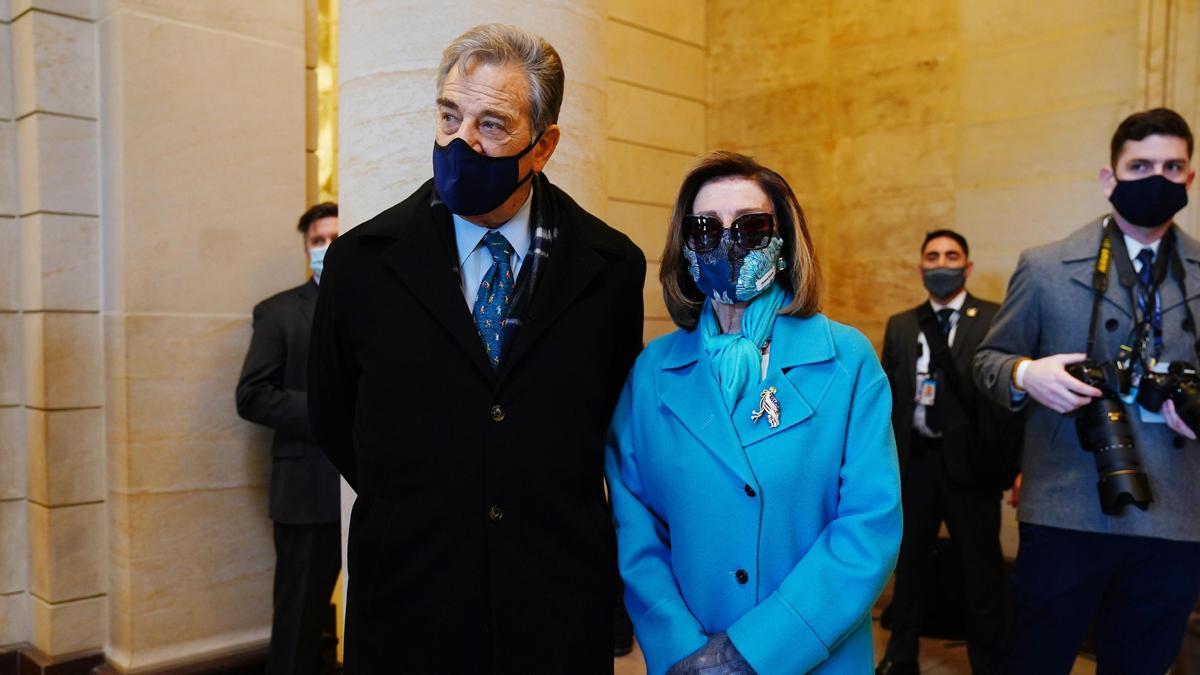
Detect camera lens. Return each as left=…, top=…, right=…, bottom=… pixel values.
left=1073, top=396, right=1153, bottom=514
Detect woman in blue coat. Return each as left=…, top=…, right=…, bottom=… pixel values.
left=606, top=151, right=902, bottom=674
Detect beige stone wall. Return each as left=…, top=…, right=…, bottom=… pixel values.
left=0, top=1, right=28, bottom=650
left=706, top=0, right=1199, bottom=343
left=3, top=0, right=106, bottom=657
left=99, top=1, right=306, bottom=671
left=605, top=0, right=706, bottom=342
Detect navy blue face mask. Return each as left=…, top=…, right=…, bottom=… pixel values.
left=432, top=134, right=541, bottom=216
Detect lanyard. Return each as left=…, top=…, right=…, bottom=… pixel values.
left=1086, top=218, right=1200, bottom=366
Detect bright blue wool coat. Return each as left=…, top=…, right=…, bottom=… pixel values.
left=606, top=312, right=902, bottom=674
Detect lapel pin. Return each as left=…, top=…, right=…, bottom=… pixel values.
left=751, top=386, right=781, bottom=429
left=965, top=307, right=978, bottom=318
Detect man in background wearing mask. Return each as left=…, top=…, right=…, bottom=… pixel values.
left=877, top=230, right=1016, bottom=675
left=237, top=202, right=342, bottom=675
left=975, top=108, right=1200, bottom=672
left=307, top=24, right=645, bottom=674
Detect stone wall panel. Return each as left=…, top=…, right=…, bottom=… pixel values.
left=606, top=21, right=704, bottom=101
left=0, top=217, right=18, bottom=309
left=16, top=114, right=98, bottom=216
left=0, top=500, right=27, bottom=594
left=26, top=407, right=104, bottom=506
left=11, top=10, right=96, bottom=118
left=608, top=81, right=703, bottom=155
left=0, top=312, right=22, bottom=406
left=22, top=312, right=101, bottom=409
left=112, top=11, right=304, bottom=316
left=30, top=594, right=104, bottom=656
left=0, top=407, right=24, bottom=500
left=11, top=1, right=97, bottom=21
left=28, top=502, right=104, bottom=602
left=20, top=213, right=99, bottom=312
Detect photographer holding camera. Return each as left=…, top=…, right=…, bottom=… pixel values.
left=974, top=108, right=1200, bottom=673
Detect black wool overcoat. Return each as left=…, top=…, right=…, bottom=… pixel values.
left=308, top=177, right=646, bottom=674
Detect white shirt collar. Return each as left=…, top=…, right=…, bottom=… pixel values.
left=929, top=289, right=967, bottom=313
left=1122, top=233, right=1162, bottom=264
left=452, top=188, right=534, bottom=267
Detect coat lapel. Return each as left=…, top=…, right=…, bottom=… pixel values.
left=1161, top=227, right=1200, bottom=314
left=731, top=313, right=835, bottom=447
left=378, top=201, right=497, bottom=384
left=497, top=194, right=605, bottom=380
left=952, top=294, right=985, bottom=360
left=659, top=328, right=756, bottom=485
left=1066, top=217, right=1133, bottom=319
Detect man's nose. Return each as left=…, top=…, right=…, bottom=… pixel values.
left=450, top=124, right=485, bottom=154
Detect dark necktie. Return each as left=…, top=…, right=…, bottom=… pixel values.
left=1136, top=248, right=1155, bottom=289
left=925, top=308, right=955, bottom=434
left=472, top=232, right=515, bottom=368
left=936, top=307, right=954, bottom=336
left=1135, top=248, right=1164, bottom=356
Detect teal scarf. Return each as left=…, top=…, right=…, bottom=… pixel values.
left=699, top=283, right=787, bottom=413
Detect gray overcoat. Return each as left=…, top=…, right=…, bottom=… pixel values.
left=974, top=216, right=1200, bottom=542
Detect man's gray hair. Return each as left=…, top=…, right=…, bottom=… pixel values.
left=437, top=24, right=565, bottom=137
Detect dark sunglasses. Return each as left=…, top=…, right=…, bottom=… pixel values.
left=682, top=212, right=776, bottom=253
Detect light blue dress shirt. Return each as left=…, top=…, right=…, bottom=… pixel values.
left=452, top=189, right=533, bottom=310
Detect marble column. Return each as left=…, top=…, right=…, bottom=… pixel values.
left=99, top=1, right=306, bottom=671
left=6, top=0, right=105, bottom=662
left=0, top=0, right=25, bottom=650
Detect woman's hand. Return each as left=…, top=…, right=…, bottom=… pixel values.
left=666, top=633, right=756, bottom=675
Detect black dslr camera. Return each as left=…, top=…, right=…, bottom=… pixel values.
left=1136, top=361, right=1200, bottom=435
left=1065, top=361, right=1152, bottom=515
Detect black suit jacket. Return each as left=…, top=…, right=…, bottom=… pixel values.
left=881, top=293, right=1019, bottom=490
left=236, top=280, right=341, bottom=524
left=308, top=178, right=646, bottom=674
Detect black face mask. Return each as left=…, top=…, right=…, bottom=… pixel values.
left=923, top=267, right=965, bottom=299
left=1109, top=174, right=1189, bottom=228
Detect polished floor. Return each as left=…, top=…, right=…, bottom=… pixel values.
left=612, top=617, right=1098, bottom=674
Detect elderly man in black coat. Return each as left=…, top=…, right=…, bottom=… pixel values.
left=308, top=24, right=646, bottom=675
left=237, top=202, right=342, bottom=675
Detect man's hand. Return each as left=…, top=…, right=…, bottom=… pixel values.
left=1162, top=399, right=1198, bottom=440
left=1022, top=353, right=1102, bottom=414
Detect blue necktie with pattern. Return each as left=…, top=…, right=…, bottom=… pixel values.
left=473, top=231, right=515, bottom=368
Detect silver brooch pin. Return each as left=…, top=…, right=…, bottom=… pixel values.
left=751, top=386, right=781, bottom=428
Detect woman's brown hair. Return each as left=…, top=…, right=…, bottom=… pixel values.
left=661, top=151, right=823, bottom=329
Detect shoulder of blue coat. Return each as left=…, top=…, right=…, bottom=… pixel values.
left=823, top=316, right=877, bottom=362
left=634, top=328, right=687, bottom=370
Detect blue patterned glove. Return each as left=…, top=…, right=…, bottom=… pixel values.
left=666, top=633, right=756, bottom=675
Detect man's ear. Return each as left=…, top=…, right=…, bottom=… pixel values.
left=530, top=125, right=560, bottom=174
left=963, top=259, right=974, bottom=281
left=1099, top=165, right=1117, bottom=198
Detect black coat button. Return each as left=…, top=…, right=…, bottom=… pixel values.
left=735, top=569, right=749, bottom=584
left=488, top=505, right=504, bottom=521
left=1175, top=436, right=1187, bottom=449
left=490, top=405, right=505, bottom=422
left=743, top=484, right=756, bottom=497
left=1105, top=318, right=1120, bottom=332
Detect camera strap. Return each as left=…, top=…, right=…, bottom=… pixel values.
left=1165, top=230, right=1200, bottom=361
left=1087, top=218, right=1200, bottom=363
